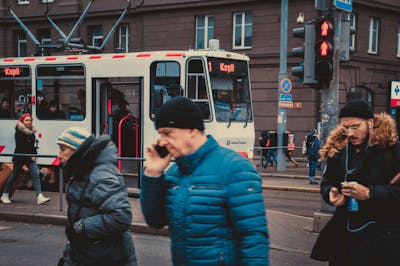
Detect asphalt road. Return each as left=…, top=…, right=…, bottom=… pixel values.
left=0, top=190, right=326, bottom=266
left=0, top=220, right=171, bottom=266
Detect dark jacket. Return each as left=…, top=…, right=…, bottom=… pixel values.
left=313, top=113, right=400, bottom=265
left=13, top=121, right=37, bottom=164
left=306, top=135, right=320, bottom=160
left=141, top=135, right=269, bottom=266
left=64, top=135, right=136, bottom=266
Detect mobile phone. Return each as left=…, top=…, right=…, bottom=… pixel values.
left=154, top=145, right=169, bottom=158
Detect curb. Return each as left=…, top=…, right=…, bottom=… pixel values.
left=0, top=211, right=169, bottom=236
left=262, top=185, right=320, bottom=193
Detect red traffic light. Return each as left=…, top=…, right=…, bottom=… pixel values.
left=316, top=19, right=333, bottom=39
left=316, top=40, right=333, bottom=57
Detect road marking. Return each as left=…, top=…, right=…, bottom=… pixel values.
left=0, top=225, right=12, bottom=230
left=267, top=209, right=313, bottom=220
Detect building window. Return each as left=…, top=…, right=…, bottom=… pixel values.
left=118, top=25, right=129, bottom=53
left=89, top=25, right=103, bottom=47
left=18, top=0, right=29, bottom=4
left=368, top=17, right=379, bottom=54
left=233, top=12, right=252, bottom=49
left=42, top=0, right=54, bottom=3
left=397, top=24, right=400, bottom=57
left=347, top=86, right=373, bottom=109
left=195, top=16, right=214, bottom=50
left=17, top=32, right=27, bottom=57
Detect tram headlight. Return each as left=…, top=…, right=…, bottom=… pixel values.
left=247, top=149, right=254, bottom=160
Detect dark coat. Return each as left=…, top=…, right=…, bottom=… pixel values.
left=312, top=113, right=400, bottom=265
left=64, top=135, right=137, bottom=266
left=12, top=121, right=37, bottom=164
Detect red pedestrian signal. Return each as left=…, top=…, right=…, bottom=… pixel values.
left=315, top=17, right=334, bottom=82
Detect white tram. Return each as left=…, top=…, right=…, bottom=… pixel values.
left=0, top=50, right=255, bottom=177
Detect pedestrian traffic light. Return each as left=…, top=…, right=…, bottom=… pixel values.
left=315, top=17, right=334, bottom=82
left=291, top=22, right=316, bottom=84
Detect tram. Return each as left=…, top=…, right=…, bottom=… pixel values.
left=0, top=50, right=255, bottom=179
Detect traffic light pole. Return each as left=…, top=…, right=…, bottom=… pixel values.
left=277, top=0, right=288, bottom=171
left=319, top=10, right=342, bottom=214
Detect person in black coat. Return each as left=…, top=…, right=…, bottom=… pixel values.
left=0, top=113, right=50, bottom=204
left=311, top=99, right=400, bottom=266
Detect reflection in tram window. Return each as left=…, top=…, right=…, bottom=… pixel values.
left=150, top=61, right=181, bottom=119
left=36, top=65, right=86, bottom=120
left=0, top=66, right=31, bottom=119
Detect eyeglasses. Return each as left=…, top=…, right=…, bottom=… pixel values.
left=342, top=123, right=362, bottom=133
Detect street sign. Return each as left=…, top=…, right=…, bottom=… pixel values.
left=279, top=94, right=293, bottom=102
left=279, top=101, right=294, bottom=108
left=334, top=0, right=352, bottom=12
left=391, top=81, right=400, bottom=107
left=280, top=78, right=293, bottom=94
left=293, top=102, right=302, bottom=109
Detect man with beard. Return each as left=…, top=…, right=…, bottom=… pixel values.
left=311, top=99, right=400, bottom=266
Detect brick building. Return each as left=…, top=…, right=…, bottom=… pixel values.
left=0, top=0, right=399, bottom=149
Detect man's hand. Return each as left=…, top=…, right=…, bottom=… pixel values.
left=329, top=187, right=345, bottom=206
left=341, top=182, right=370, bottom=201
left=144, top=143, right=172, bottom=177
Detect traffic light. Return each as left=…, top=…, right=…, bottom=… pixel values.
left=291, top=23, right=316, bottom=84
left=340, top=17, right=356, bottom=61
left=314, top=17, right=334, bottom=82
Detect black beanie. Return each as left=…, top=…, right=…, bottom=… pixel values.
left=155, top=96, right=205, bottom=131
left=339, top=99, right=373, bottom=119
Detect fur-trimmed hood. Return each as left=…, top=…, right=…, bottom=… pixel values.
left=15, top=120, right=36, bottom=135
left=319, top=112, right=398, bottom=160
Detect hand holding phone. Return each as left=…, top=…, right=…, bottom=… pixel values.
left=154, top=145, right=169, bottom=158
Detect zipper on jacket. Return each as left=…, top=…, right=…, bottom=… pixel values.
left=188, top=185, right=222, bottom=190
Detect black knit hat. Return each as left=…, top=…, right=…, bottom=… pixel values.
left=339, top=99, right=373, bottom=119
left=155, top=96, right=205, bottom=131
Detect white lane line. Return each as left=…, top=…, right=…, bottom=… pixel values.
left=267, top=209, right=313, bottom=220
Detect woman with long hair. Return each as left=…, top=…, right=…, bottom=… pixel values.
left=0, top=113, right=50, bottom=204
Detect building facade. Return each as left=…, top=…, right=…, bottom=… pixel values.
left=0, top=0, right=399, bottom=150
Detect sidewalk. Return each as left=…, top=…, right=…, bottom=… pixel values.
left=0, top=162, right=322, bottom=235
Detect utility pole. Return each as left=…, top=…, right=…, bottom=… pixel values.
left=319, top=9, right=341, bottom=213
left=276, top=0, right=288, bottom=171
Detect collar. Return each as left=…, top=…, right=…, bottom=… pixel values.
left=175, top=135, right=218, bottom=175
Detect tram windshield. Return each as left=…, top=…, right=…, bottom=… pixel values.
left=207, top=57, right=252, bottom=123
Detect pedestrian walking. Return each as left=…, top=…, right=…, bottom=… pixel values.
left=305, top=129, right=320, bottom=184
left=0, top=113, right=50, bottom=204
left=140, top=96, right=269, bottom=266
left=56, top=126, right=137, bottom=266
left=311, top=99, right=400, bottom=265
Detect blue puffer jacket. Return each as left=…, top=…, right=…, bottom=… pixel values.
left=141, top=136, right=269, bottom=266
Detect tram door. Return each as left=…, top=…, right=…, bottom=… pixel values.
left=93, top=77, right=142, bottom=188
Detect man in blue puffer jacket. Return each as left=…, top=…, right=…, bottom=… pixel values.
left=141, top=96, right=269, bottom=266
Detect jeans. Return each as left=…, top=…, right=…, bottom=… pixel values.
left=309, top=158, right=318, bottom=181
left=264, top=149, right=277, bottom=167
left=4, top=160, right=42, bottom=195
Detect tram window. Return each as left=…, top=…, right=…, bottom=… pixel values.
left=0, top=66, right=31, bottom=119
left=187, top=58, right=210, bottom=120
left=36, top=79, right=85, bottom=120
left=36, top=65, right=85, bottom=120
left=150, top=61, right=181, bottom=118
